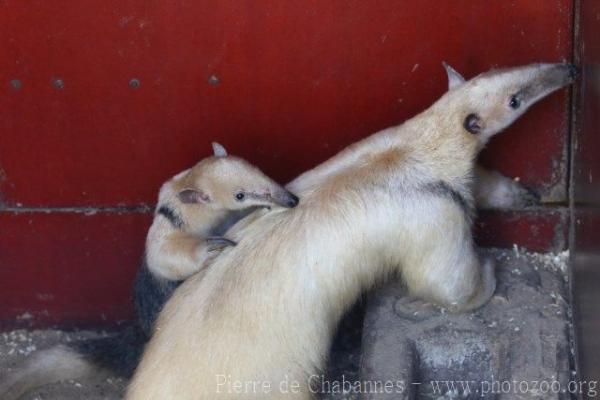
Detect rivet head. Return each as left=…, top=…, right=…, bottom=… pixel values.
left=129, top=78, right=141, bottom=89
left=51, top=77, right=64, bottom=90
left=10, top=79, right=22, bottom=90
left=208, top=75, right=220, bottom=86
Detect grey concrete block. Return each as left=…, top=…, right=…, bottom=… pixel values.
left=360, top=248, right=572, bottom=400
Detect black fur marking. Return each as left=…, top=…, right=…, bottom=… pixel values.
left=158, top=205, right=184, bottom=229
left=72, top=325, right=145, bottom=378
left=423, top=181, right=475, bottom=220
left=133, top=258, right=182, bottom=337
left=210, top=206, right=262, bottom=236
left=70, top=257, right=183, bottom=379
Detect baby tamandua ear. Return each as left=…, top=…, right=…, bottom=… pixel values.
left=212, top=142, right=228, bottom=157
left=177, top=189, right=210, bottom=204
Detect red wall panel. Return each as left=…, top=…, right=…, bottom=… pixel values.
left=0, top=210, right=564, bottom=328
left=0, top=212, right=150, bottom=327
left=0, top=0, right=572, bottom=206
left=0, top=1, right=574, bottom=326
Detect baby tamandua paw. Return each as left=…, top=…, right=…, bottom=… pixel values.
left=205, top=237, right=237, bottom=253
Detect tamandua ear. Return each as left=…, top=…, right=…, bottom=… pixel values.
left=464, top=113, right=483, bottom=134
left=443, top=61, right=466, bottom=90
left=177, top=189, right=210, bottom=204
left=212, top=142, right=228, bottom=158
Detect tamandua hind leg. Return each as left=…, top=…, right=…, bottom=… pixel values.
left=474, top=165, right=539, bottom=210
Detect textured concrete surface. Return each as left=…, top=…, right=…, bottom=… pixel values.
left=0, top=248, right=572, bottom=400
left=360, top=248, right=573, bottom=400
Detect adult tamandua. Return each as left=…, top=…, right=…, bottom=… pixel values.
left=126, top=63, right=576, bottom=400
left=0, top=143, right=299, bottom=400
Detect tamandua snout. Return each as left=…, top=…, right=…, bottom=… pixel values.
left=448, top=62, right=577, bottom=209
left=443, top=62, right=577, bottom=145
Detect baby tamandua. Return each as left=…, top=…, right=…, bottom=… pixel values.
left=135, top=142, right=299, bottom=335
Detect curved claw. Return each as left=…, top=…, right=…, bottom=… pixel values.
left=205, top=237, right=237, bottom=252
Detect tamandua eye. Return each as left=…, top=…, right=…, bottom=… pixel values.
left=509, top=95, right=521, bottom=109
left=235, top=192, right=245, bottom=201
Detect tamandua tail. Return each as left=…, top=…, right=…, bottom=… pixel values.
left=0, top=325, right=144, bottom=400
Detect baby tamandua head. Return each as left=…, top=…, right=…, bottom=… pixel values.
left=146, top=143, right=299, bottom=282
left=157, top=142, right=299, bottom=236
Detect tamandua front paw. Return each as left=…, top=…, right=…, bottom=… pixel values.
left=486, top=178, right=539, bottom=209
left=475, top=168, right=540, bottom=210
left=447, top=256, right=497, bottom=313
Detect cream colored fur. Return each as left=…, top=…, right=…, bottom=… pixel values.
left=146, top=143, right=298, bottom=281
left=126, top=63, right=574, bottom=399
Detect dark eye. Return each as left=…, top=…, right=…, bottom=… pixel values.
left=235, top=192, right=245, bottom=201
left=509, top=95, right=521, bottom=109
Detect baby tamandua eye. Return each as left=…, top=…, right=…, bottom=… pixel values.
left=509, top=95, right=521, bottom=109
left=235, top=192, right=245, bottom=201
